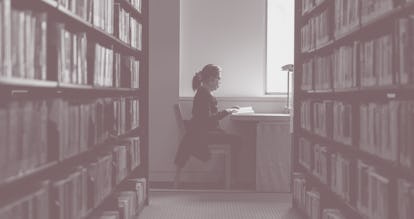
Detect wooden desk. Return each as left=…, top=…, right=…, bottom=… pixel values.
left=230, top=113, right=291, bottom=192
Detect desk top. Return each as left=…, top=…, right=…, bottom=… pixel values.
left=230, top=113, right=290, bottom=122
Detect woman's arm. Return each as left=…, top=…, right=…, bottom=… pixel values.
left=192, top=91, right=229, bottom=128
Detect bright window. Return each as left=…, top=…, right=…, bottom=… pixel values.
left=266, top=0, right=295, bottom=94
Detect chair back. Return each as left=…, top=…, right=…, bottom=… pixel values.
left=174, top=103, right=189, bottom=131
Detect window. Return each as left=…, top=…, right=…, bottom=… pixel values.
left=266, top=0, right=295, bottom=94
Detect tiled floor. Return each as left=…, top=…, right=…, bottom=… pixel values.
left=138, top=190, right=304, bottom=219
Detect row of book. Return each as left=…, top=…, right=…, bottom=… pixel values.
left=92, top=43, right=115, bottom=87
left=359, top=102, right=398, bottom=162
left=301, top=99, right=414, bottom=164
left=301, top=0, right=325, bottom=15
left=330, top=153, right=351, bottom=203
left=0, top=141, right=144, bottom=219
left=301, top=100, right=353, bottom=145
left=50, top=139, right=141, bottom=219
left=91, top=0, right=114, bottom=34
left=113, top=97, right=140, bottom=136
left=49, top=97, right=140, bottom=161
left=360, top=34, right=393, bottom=87
left=312, top=100, right=333, bottom=138
left=313, top=144, right=329, bottom=184
left=91, top=178, right=147, bottom=219
left=322, top=209, right=347, bottom=219
left=51, top=23, right=89, bottom=85
left=294, top=172, right=347, bottom=219
left=300, top=100, right=353, bottom=146
left=295, top=164, right=397, bottom=219
left=0, top=4, right=48, bottom=80
left=56, top=0, right=145, bottom=48
left=301, top=9, right=330, bottom=52
left=301, top=59, right=313, bottom=90
left=0, top=1, right=142, bottom=88
left=302, top=53, right=332, bottom=91
left=114, top=53, right=140, bottom=89
left=300, top=100, right=313, bottom=131
left=301, top=43, right=358, bottom=91
left=359, top=101, right=414, bottom=166
left=0, top=100, right=49, bottom=184
left=301, top=33, right=397, bottom=91
left=293, top=173, right=349, bottom=219
left=112, top=138, right=141, bottom=186
left=50, top=23, right=140, bottom=87
left=122, top=137, right=141, bottom=174
left=57, top=0, right=92, bottom=22
left=299, top=138, right=352, bottom=202
left=295, top=163, right=410, bottom=219
left=0, top=97, right=139, bottom=184
left=334, top=0, right=359, bottom=38
left=56, top=0, right=145, bottom=51
left=0, top=182, right=50, bottom=219
left=333, top=44, right=358, bottom=90
left=299, top=137, right=313, bottom=171
left=397, top=178, right=414, bottom=219
left=53, top=23, right=140, bottom=87
left=360, top=0, right=393, bottom=25
left=357, top=160, right=390, bottom=219
left=126, top=0, right=142, bottom=13
left=395, top=15, right=414, bottom=85
left=332, top=101, right=353, bottom=145
left=115, top=3, right=142, bottom=50
left=314, top=54, right=333, bottom=90
left=293, top=173, right=318, bottom=218
left=301, top=0, right=390, bottom=52
left=300, top=0, right=414, bottom=54
left=57, top=0, right=115, bottom=34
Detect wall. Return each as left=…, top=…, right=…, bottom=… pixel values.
left=148, top=0, right=181, bottom=182
left=149, top=0, right=289, bottom=184
left=180, top=0, right=267, bottom=97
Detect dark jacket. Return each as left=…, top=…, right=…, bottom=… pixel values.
left=174, top=87, right=229, bottom=167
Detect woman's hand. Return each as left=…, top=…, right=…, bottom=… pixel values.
left=225, top=107, right=239, bottom=114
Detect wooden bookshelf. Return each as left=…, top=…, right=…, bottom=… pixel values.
left=0, top=0, right=149, bottom=218
left=115, top=0, right=144, bottom=21
left=292, top=0, right=414, bottom=219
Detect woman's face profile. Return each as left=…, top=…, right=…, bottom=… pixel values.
left=207, top=73, right=221, bottom=91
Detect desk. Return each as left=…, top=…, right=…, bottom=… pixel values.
left=230, top=113, right=291, bottom=192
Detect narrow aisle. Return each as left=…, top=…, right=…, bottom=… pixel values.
left=138, top=191, right=304, bottom=219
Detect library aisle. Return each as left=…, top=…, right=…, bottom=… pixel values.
left=138, top=190, right=304, bottom=219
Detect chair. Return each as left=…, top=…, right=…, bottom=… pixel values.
left=174, top=103, right=232, bottom=189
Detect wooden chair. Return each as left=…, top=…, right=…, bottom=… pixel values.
left=174, top=103, right=232, bottom=189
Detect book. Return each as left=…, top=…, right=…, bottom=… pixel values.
left=227, top=106, right=254, bottom=114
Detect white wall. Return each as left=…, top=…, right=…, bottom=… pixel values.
left=149, top=0, right=288, bottom=184
left=180, top=0, right=267, bottom=97
left=149, top=0, right=181, bottom=182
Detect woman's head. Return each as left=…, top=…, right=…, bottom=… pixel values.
left=192, top=64, right=222, bottom=91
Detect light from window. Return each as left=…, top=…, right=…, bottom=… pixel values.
left=266, top=0, right=294, bottom=94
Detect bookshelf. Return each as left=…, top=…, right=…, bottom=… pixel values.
left=0, top=0, right=148, bottom=218
left=293, top=0, right=414, bottom=219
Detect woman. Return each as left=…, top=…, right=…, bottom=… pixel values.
left=174, top=64, right=241, bottom=188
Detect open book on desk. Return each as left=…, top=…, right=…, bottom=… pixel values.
left=226, top=106, right=254, bottom=114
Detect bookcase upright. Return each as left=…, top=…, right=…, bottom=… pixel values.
left=293, top=0, right=414, bottom=219
left=0, top=0, right=149, bottom=218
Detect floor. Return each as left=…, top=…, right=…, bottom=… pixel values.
left=138, top=190, right=305, bottom=219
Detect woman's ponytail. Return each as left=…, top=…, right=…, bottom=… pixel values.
left=192, top=72, right=201, bottom=91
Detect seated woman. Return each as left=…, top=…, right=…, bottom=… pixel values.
left=174, top=64, right=241, bottom=188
